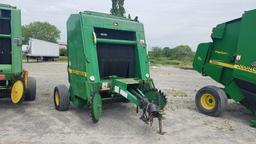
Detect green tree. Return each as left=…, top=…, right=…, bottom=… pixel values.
left=150, top=47, right=162, bottom=57
left=170, top=45, right=194, bottom=61
left=22, top=22, right=61, bottom=43
left=149, top=45, right=194, bottom=61
left=110, top=0, right=126, bottom=17
left=59, top=48, right=67, bottom=56
left=162, top=47, right=171, bottom=57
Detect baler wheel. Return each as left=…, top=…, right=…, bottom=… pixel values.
left=11, top=80, right=25, bottom=104
left=91, top=93, right=102, bottom=123
left=54, top=85, right=70, bottom=111
left=195, top=86, right=227, bottom=117
left=24, top=77, right=36, bottom=101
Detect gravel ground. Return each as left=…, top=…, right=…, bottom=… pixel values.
left=0, top=62, right=255, bottom=144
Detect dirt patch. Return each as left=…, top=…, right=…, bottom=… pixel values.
left=0, top=62, right=255, bottom=144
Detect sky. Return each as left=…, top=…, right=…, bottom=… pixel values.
left=1, top=0, right=256, bottom=50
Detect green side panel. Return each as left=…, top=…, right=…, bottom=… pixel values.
left=211, top=23, right=226, bottom=39
left=195, top=15, right=242, bottom=86
left=136, top=27, right=149, bottom=79
left=209, top=19, right=241, bottom=86
left=203, top=63, right=223, bottom=82
left=233, top=10, right=256, bottom=84
left=211, top=19, right=241, bottom=65
left=225, top=81, right=245, bottom=101
left=193, top=43, right=211, bottom=73
left=67, top=15, right=90, bottom=101
left=11, top=9, right=22, bottom=75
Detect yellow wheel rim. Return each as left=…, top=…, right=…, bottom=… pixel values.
left=200, top=93, right=216, bottom=110
left=55, top=91, right=60, bottom=106
left=11, top=80, right=24, bottom=104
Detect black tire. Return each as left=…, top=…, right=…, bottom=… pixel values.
left=24, top=77, right=36, bottom=101
left=195, top=85, right=227, bottom=117
left=54, top=85, right=70, bottom=111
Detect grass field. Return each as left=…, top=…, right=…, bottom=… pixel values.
left=149, top=57, right=193, bottom=69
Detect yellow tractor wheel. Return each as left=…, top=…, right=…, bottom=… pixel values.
left=200, top=93, right=216, bottom=110
left=54, top=85, right=70, bottom=111
left=11, top=80, right=25, bottom=104
left=195, top=86, right=227, bottom=117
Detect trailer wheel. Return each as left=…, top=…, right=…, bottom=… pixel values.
left=11, top=80, right=25, bottom=104
left=24, top=77, right=36, bottom=101
left=91, top=93, right=102, bottom=123
left=195, top=86, right=227, bottom=117
left=54, top=85, right=70, bottom=111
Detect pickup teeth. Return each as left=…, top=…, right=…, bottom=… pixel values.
left=141, top=88, right=167, bottom=110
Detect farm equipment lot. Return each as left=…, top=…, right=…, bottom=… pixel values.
left=0, top=62, right=255, bottom=144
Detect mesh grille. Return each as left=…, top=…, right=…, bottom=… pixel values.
left=0, top=10, right=11, bottom=34
left=0, top=38, right=11, bottom=64
left=96, top=43, right=136, bottom=79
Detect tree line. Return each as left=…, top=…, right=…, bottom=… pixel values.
left=149, top=45, right=195, bottom=61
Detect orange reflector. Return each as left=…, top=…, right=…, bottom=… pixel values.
left=0, top=75, right=6, bottom=80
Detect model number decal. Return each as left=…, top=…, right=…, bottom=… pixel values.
left=210, top=60, right=256, bottom=74
left=235, top=65, right=256, bottom=74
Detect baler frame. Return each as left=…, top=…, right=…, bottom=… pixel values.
left=0, top=4, right=36, bottom=104
left=53, top=11, right=167, bottom=133
left=193, top=9, right=256, bottom=126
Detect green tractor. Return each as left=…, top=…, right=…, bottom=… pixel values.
left=53, top=11, right=167, bottom=133
left=193, top=9, right=256, bottom=126
left=0, top=4, right=36, bottom=104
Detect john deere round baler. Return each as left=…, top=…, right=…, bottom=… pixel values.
left=193, top=9, right=256, bottom=126
left=0, top=4, right=36, bottom=104
left=53, top=11, right=167, bottom=133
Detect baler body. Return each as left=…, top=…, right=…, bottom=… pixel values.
left=67, top=11, right=151, bottom=104
left=0, top=4, right=22, bottom=82
left=0, top=4, right=36, bottom=103
left=193, top=9, right=256, bottom=114
left=54, top=11, right=167, bottom=132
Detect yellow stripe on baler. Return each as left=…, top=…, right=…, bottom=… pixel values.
left=209, top=60, right=235, bottom=69
left=68, top=69, right=87, bottom=77
left=209, top=60, right=256, bottom=74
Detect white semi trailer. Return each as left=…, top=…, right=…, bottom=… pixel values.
left=23, top=38, right=59, bottom=62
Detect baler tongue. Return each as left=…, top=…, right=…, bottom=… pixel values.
left=112, top=78, right=166, bottom=134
